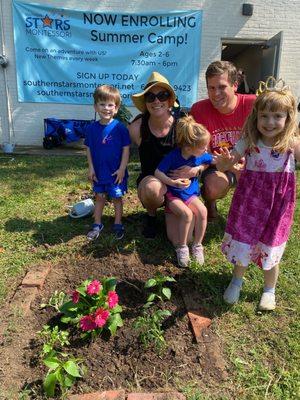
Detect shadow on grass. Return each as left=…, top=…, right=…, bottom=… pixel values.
left=77, top=209, right=228, bottom=265
left=4, top=206, right=227, bottom=263
left=4, top=215, right=93, bottom=246
left=4, top=211, right=173, bottom=262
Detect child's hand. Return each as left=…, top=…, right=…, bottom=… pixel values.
left=213, top=148, right=235, bottom=172
left=88, top=169, right=98, bottom=182
left=231, top=157, right=245, bottom=172
left=172, top=178, right=190, bottom=189
left=112, top=168, right=125, bottom=184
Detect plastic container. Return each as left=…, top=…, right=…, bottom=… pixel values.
left=3, top=143, right=15, bottom=153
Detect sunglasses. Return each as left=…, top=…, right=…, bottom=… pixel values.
left=144, top=91, right=171, bottom=103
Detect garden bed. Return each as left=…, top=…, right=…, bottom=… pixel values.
left=0, top=252, right=228, bottom=398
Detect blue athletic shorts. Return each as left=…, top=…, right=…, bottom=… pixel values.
left=93, top=181, right=127, bottom=198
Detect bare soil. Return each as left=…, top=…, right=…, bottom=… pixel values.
left=0, top=250, right=229, bottom=399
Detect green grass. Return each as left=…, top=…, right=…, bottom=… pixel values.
left=0, top=153, right=299, bottom=399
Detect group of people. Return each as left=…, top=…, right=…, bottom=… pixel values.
left=83, top=61, right=300, bottom=311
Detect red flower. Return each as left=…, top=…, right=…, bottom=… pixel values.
left=80, top=315, right=96, bottom=331
left=108, top=291, right=119, bottom=309
left=94, top=308, right=110, bottom=328
left=86, top=280, right=101, bottom=295
left=71, top=290, right=80, bottom=304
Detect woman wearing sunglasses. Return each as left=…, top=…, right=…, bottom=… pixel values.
left=129, top=71, right=194, bottom=243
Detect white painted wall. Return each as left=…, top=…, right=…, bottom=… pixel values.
left=0, top=0, right=299, bottom=146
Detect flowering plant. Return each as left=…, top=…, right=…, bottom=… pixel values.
left=59, top=277, right=123, bottom=336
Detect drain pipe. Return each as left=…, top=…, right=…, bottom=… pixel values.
left=0, top=0, right=15, bottom=149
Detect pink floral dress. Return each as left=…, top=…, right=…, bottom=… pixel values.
left=222, top=139, right=296, bottom=270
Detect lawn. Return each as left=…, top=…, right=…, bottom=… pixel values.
left=0, top=152, right=299, bottom=400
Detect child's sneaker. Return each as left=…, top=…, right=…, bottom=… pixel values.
left=86, top=223, right=104, bottom=241
left=175, top=245, right=190, bottom=268
left=258, top=292, right=276, bottom=311
left=223, top=281, right=242, bottom=304
left=191, top=244, right=204, bottom=265
left=112, top=224, right=124, bottom=240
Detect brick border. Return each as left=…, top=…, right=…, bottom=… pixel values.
left=11, top=261, right=52, bottom=315
left=68, top=390, right=125, bottom=400
left=68, top=391, right=185, bottom=400
left=187, top=311, right=211, bottom=342
left=21, top=261, right=51, bottom=289
left=181, top=290, right=212, bottom=342
left=127, top=392, right=185, bottom=400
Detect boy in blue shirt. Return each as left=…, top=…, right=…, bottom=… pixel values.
left=155, top=115, right=213, bottom=267
left=85, top=85, right=131, bottom=240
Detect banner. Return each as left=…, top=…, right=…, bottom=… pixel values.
left=13, top=1, right=202, bottom=107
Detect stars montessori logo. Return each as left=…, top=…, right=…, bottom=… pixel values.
left=25, top=12, right=71, bottom=37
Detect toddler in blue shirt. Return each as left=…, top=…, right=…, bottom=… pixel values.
left=155, top=115, right=212, bottom=267
left=84, top=85, right=131, bottom=240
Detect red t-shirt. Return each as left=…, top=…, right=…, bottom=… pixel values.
left=190, top=94, right=256, bottom=152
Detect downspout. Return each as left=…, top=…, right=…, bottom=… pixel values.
left=0, top=0, right=15, bottom=148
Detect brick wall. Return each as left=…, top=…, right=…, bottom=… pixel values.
left=0, top=0, right=299, bottom=146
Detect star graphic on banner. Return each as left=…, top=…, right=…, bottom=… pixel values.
left=42, top=15, right=53, bottom=28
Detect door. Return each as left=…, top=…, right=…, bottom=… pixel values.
left=261, top=31, right=283, bottom=81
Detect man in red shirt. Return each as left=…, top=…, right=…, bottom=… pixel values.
left=190, top=61, right=256, bottom=220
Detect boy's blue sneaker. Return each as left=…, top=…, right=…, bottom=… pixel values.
left=86, top=223, right=104, bottom=241
left=112, top=224, right=124, bottom=240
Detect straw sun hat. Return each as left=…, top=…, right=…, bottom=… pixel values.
left=131, top=71, right=178, bottom=112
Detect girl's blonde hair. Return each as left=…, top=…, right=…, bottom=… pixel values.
left=176, top=115, right=210, bottom=148
left=242, top=90, right=298, bottom=152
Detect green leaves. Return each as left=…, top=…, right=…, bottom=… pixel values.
left=38, top=325, right=84, bottom=397
left=162, top=287, right=171, bottom=300
left=103, top=277, right=117, bottom=292
left=40, top=291, right=68, bottom=312
left=144, top=273, right=176, bottom=306
left=42, top=353, right=84, bottom=397
left=38, top=325, right=70, bottom=356
left=133, top=308, right=171, bottom=353
left=145, top=278, right=157, bottom=288
left=43, top=371, right=57, bottom=397
left=146, top=293, right=156, bottom=303
left=108, top=313, right=123, bottom=335
left=116, top=104, right=133, bottom=125
left=43, top=356, right=60, bottom=370
left=63, top=360, right=82, bottom=378
left=59, top=300, right=80, bottom=321
left=134, top=274, right=176, bottom=353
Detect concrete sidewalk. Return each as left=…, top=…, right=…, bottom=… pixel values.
left=2, top=145, right=86, bottom=156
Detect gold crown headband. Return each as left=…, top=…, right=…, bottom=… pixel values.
left=256, top=76, right=290, bottom=96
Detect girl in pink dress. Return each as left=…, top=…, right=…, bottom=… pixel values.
left=215, top=78, right=300, bottom=310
